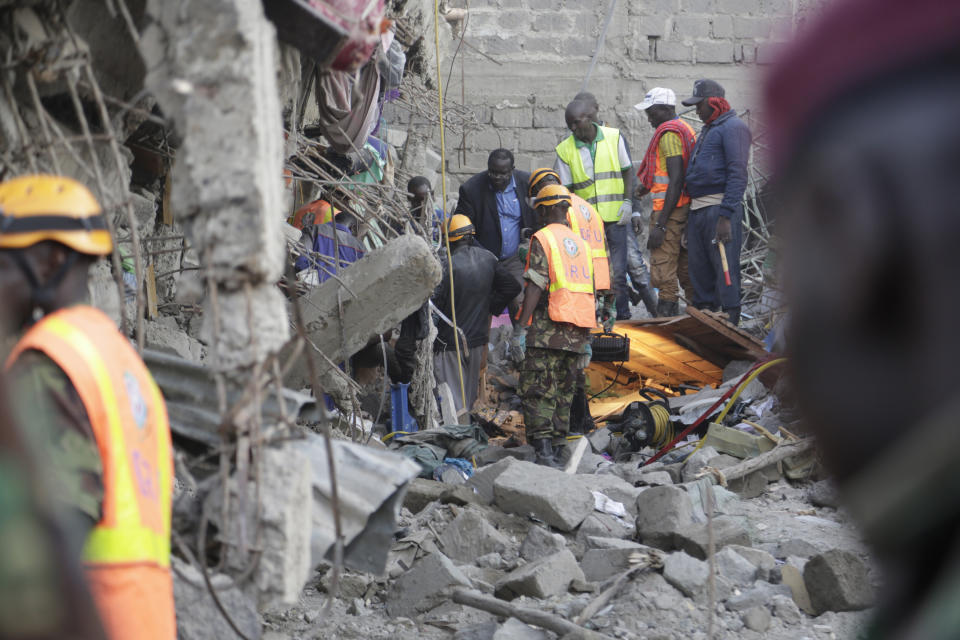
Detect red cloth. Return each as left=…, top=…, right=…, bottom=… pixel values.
left=702, top=97, right=731, bottom=125
left=636, top=119, right=697, bottom=190
left=764, top=0, right=960, bottom=170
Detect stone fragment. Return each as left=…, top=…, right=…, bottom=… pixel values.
left=587, top=428, right=611, bottom=453
left=662, top=551, right=731, bottom=603
left=635, top=470, right=673, bottom=486
left=439, top=510, right=511, bottom=563
left=386, top=552, right=472, bottom=617
left=494, top=461, right=593, bottom=531
left=320, top=570, right=371, bottom=599
left=576, top=512, right=635, bottom=545
left=771, top=594, right=802, bottom=624
left=494, top=549, right=584, bottom=600
left=780, top=564, right=816, bottom=615
left=804, top=550, right=874, bottom=614
left=493, top=618, right=550, bottom=640
left=742, top=606, right=772, bottom=632
left=173, top=557, right=261, bottom=640
left=576, top=474, right=642, bottom=514
left=725, top=581, right=792, bottom=611
left=580, top=546, right=651, bottom=582
left=776, top=538, right=820, bottom=559
left=681, top=446, right=720, bottom=482
left=519, top=525, right=567, bottom=562
left=634, top=486, right=694, bottom=550
left=476, top=445, right=535, bottom=466
left=466, top=457, right=520, bottom=505
left=715, top=546, right=758, bottom=585
left=454, top=621, right=498, bottom=640
left=403, top=478, right=445, bottom=513
left=674, top=516, right=752, bottom=560
left=441, top=484, right=487, bottom=507
left=727, top=545, right=777, bottom=581
left=806, top=480, right=841, bottom=508
left=585, top=536, right=645, bottom=551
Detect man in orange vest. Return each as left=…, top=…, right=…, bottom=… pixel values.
left=0, top=175, right=176, bottom=640
left=511, top=184, right=597, bottom=467
left=634, top=87, right=697, bottom=318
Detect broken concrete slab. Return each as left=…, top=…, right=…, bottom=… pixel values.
left=476, top=445, right=536, bottom=466
left=519, top=525, right=567, bottom=562
left=771, top=593, right=803, bottom=625
left=634, top=470, right=673, bottom=486
left=580, top=545, right=653, bottom=582
left=439, top=509, right=511, bottom=563
left=803, top=550, right=874, bottom=614
left=680, top=445, right=720, bottom=482
left=715, top=546, right=759, bottom=585
left=727, top=544, right=777, bottom=582
left=634, top=485, right=694, bottom=550
left=674, top=515, right=752, bottom=560
left=662, top=551, right=731, bottom=603
left=575, top=474, right=642, bottom=515
left=576, top=513, right=635, bottom=546
left=466, top=457, right=520, bottom=505
left=493, top=461, right=593, bottom=532
left=584, top=536, right=646, bottom=551
left=742, top=605, right=772, bottom=633
left=386, top=552, right=473, bottom=617
left=403, top=478, right=446, bottom=513
left=493, top=618, right=550, bottom=640
left=494, top=549, right=584, bottom=600
left=144, top=317, right=203, bottom=362
left=725, top=581, right=792, bottom=611
left=587, top=427, right=611, bottom=453
left=282, top=234, right=443, bottom=390
left=173, top=556, right=262, bottom=640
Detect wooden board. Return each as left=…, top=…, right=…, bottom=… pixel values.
left=145, top=264, right=159, bottom=319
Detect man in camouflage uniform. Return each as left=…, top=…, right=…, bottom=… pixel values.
left=511, top=185, right=596, bottom=467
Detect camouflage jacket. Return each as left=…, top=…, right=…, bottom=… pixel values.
left=523, top=235, right=593, bottom=354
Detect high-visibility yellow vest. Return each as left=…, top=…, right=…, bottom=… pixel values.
left=566, top=194, right=611, bottom=291
left=556, top=125, right=626, bottom=223
left=527, top=223, right=597, bottom=329
left=7, top=306, right=176, bottom=640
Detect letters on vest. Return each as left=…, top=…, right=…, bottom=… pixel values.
left=6, top=306, right=176, bottom=640
left=566, top=194, right=611, bottom=291
left=531, top=224, right=597, bottom=329
left=556, top=125, right=626, bottom=223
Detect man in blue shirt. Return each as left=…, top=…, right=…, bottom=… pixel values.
left=454, top=149, right=536, bottom=318
left=681, top=79, right=752, bottom=325
left=294, top=210, right=365, bottom=285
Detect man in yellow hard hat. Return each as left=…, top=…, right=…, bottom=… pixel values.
left=433, top=214, right=520, bottom=413
left=512, top=185, right=597, bottom=467
left=0, top=175, right=175, bottom=640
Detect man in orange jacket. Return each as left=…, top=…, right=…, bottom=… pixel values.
left=0, top=175, right=176, bottom=640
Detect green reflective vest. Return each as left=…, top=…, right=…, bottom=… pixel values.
left=556, top=125, right=626, bottom=222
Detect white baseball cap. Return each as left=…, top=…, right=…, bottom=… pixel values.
left=634, top=87, right=677, bottom=111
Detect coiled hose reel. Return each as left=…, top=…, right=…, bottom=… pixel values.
left=607, top=388, right=675, bottom=454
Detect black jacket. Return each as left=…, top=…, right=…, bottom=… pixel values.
left=432, top=240, right=522, bottom=351
left=454, top=170, right=536, bottom=258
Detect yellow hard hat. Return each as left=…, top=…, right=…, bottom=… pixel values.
left=0, top=174, right=112, bottom=255
left=528, top=168, right=560, bottom=197
left=534, top=184, right=572, bottom=209
left=446, top=213, right=475, bottom=242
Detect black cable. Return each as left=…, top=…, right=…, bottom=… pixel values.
left=588, top=360, right=626, bottom=401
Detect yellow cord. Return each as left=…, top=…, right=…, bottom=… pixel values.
left=683, top=358, right=788, bottom=461
left=434, top=0, right=467, bottom=410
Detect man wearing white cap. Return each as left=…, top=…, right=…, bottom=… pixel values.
left=632, top=87, right=698, bottom=317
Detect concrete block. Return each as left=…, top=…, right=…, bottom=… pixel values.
left=529, top=12, right=572, bottom=33
left=494, top=549, right=584, bottom=600
left=639, top=0, right=681, bottom=12
left=804, top=550, right=874, bottom=614
left=558, top=37, right=595, bottom=58
left=173, top=557, right=261, bottom=640
left=635, top=470, right=673, bottom=486
left=527, top=0, right=556, bottom=9
left=776, top=538, right=820, bottom=559
left=742, top=606, right=771, bottom=633
left=681, top=445, right=720, bottom=482
left=467, top=456, right=521, bottom=504
left=715, top=546, right=758, bottom=585
left=576, top=513, right=635, bottom=549
left=386, top=552, right=473, bottom=617
left=403, top=478, right=445, bottom=513
left=725, top=581, right=792, bottom=611
left=695, top=40, right=735, bottom=64
left=662, top=551, right=731, bottom=603
left=575, top=474, right=642, bottom=515
left=493, top=461, right=594, bottom=531
left=717, top=0, right=762, bottom=13
left=497, top=10, right=529, bottom=30
left=761, top=0, right=793, bottom=15
left=733, top=16, right=772, bottom=39
left=672, top=15, right=713, bottom=38
left=780, top=564, right=816, bottom=615
left=585, top=536, right=646, bottom=551
left=755, top=43, right=782, bottom=65
left=521, top=36, right=562, bottom=57
left=711, top=15, right=734, bottom=38
left=518, top=128, right=561, bottom=153
left=634, top=15, right=668, bottom=38
left=772, top=594, right=802, bottom=624
left=727, top=544, right=777, bottom=581
left=580, top=545, right=652, bottom=582
left=472, top=35, right=523, bottom=56
left=634, top=485, right=694, bottom=550
left=492, top=106, right=533, bottom=129
left=493, top=618, right=549, bottom=640
left=439, top=510, right=511, bottom=563
left=519, top=525, right=567, bottom=562
left=145, top=318, right=203, bottom=362
left=674, top=516, right=752, bottom=560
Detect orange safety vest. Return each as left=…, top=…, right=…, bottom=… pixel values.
left=651, top=120, right=696, bottom=212
left=6, top=306, right=176, bottom=640
left=529, top=223, right=597, bottom=329
left=566, top=194, right=611, bottom=291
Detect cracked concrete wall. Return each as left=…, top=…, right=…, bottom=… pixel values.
left=390, top=0, right=826, bottom=187
left=141, top=0, right=289, bottom=371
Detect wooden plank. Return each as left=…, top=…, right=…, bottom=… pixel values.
left=627, top=339, right=719, bottom=386
left=162, top=172, right=173, bottom=226
left=145, top=263, right=159, bottom=319
left=685, top=306, right=767, bottom=358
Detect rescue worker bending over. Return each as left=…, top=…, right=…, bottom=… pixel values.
left=0, top=175, right=176, bottom=640
left=511, top=185, right=597, bottom=467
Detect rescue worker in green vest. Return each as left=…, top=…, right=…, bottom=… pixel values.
left=0, top=175, right=176, bottom=640
left=510, top=184, right=597, bottom=468
left=554, top=99, right=634, bottom=322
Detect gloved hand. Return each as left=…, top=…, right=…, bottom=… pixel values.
left=602, top=298, right=617, bottom=332
left=617, top=202, right=632, bottom=225
left=509, top=326, right=527, bottom=364
left=577, top=342, right=593, bottom=369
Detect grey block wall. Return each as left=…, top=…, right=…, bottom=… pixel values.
left=387, top=0, right=826, bottom=200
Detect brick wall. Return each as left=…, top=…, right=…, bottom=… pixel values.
left=389, top=0, right=825, bottom=198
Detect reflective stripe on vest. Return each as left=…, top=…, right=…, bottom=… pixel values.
left=566, top=195, right=611, bottom=291
left=651, top=121, right=696, bottom=212
left=6, top=306, right=175, bottom=639
left=556, top=125, right=626, bottom=223
left=533, top=224, right=597, bottom=329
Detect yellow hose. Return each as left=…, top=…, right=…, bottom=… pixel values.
left=683, top=357, right=787, bottom=461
